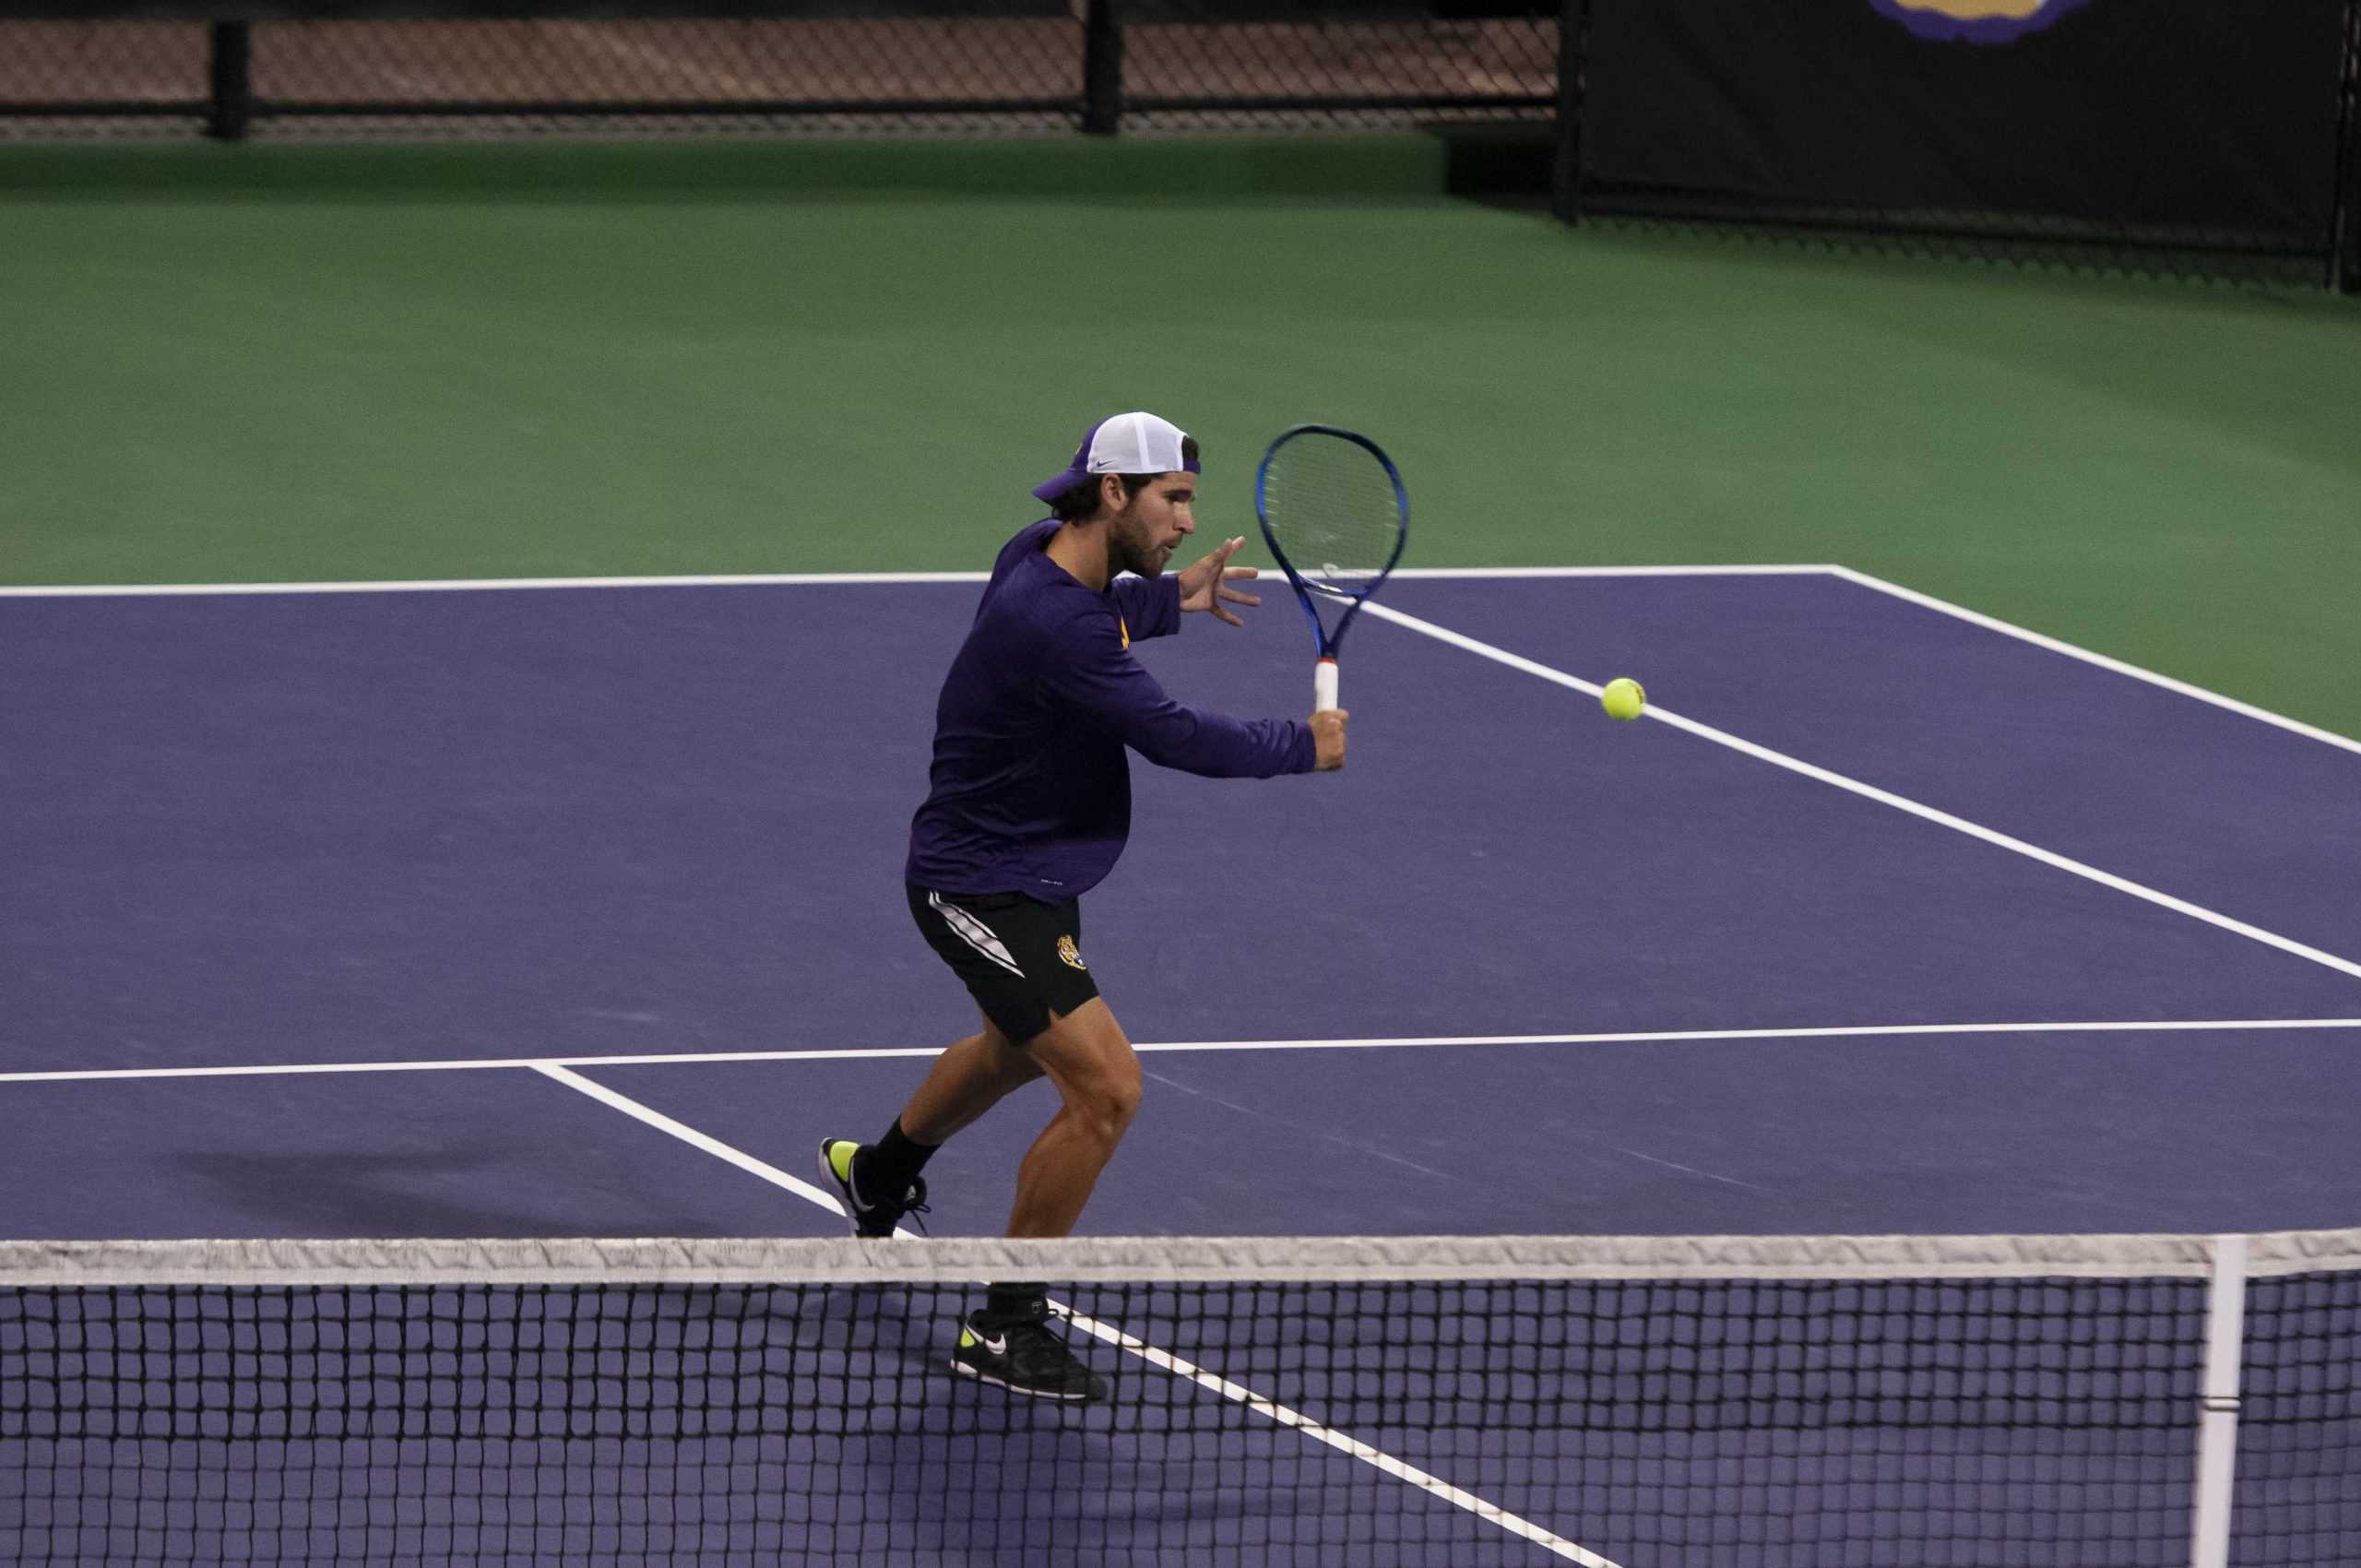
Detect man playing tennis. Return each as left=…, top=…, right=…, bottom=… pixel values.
left=820, top=411, right=1347, bottom=1401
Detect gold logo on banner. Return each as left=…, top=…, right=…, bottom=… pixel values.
left=1057, top=935, right=1087, bottom=971
left=1869, top=0, right=2093, bottom=42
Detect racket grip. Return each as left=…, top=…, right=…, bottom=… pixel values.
left=1315, top=659, right=1338, bottom=712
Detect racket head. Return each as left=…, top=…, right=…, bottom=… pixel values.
left=1253, top=424, right=1410, bottom=655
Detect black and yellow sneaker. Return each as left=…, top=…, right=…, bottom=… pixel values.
left=815, top=1138, right=928, bottom=1240
left=950, top=1301, right=1109, bottom=1403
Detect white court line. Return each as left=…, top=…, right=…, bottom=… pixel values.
left=531, top=1063, right=847, bottom=1215
left=13, top=561, right=2343, bottom=764
left=1828, top=564, right=2361, bottom=756
left=1362, top=600, right=2361, bottom=986
left=6, top=1017, right=2358, bottom=1086
left=12, top=562, right=2348, bottom=761
left=530, top=1063, right=1615, bottom=1567
left=0, top=565, right=1823, bottom=597
left=0, top=573, right=995, bottom=597
left=1394, top=565, right=1831, bottom=579
left=1062, top=1304, right=1615, bottom=1567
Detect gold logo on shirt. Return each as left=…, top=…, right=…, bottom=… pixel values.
left=1118, top=615, right=1130, bottom=650
left=1057, top=935, right=1087, bottom=971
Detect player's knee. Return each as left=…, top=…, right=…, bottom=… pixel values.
left=1103, top=1072, right=1142, bottom=1131
left=1077, top=1069, right=1141, bottom=1145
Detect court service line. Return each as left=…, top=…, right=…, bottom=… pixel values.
left=1395, top=565, right=1830, bottom=580
left=1361, top=600, right=2361, bottom=986
left=530, top=1063, right=1618, bottom=1568
left=0, top=564, right=1826, bottom=598
left=1827, top=565, right=2361, bottom=757
left=6, top=1017, right=2360, bottom=1086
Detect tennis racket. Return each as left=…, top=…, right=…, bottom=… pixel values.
left=1254, top=424, right=1409, bottom=711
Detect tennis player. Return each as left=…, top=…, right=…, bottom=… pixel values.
left=820, top=411, right=1347, bottom=1401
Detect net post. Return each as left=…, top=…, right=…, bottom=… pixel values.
left=2189, top=1231, right=2249, bottom=1568
left=1082, top=0, right=1123, bottom=137
left=1548, top=0, right=1591, bottom=224
left=206, top=22, right=252, bottom=143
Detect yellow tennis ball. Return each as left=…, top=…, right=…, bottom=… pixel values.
left=1601, top=677, right=1646, bottom=720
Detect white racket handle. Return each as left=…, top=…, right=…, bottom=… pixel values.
left=1315, top=659, right=1338, bottom=712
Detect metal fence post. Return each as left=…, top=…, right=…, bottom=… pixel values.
left=2337, top=0, right=2360, bottom=292
left=1083, top=0, right=1122, bottom=136
left=207, top=21, right=252, bottom=142
left=1549, top=0, right=1590, bottom=224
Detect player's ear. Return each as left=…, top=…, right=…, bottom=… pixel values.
left=1099, top=473, right=1126, bottom=517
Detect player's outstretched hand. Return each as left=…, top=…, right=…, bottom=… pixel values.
left=1311, top=708, right=1348, bottom=771
left=1178, top=536, right=1262, bottom=627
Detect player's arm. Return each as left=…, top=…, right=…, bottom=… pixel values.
left=1042, top=606, right=1331, bottom=776
left=1109, top=538, right=1264, bottom=638
left=1108, top=573, right=1181, bottom=642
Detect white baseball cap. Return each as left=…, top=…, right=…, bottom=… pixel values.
left=1031, top=411, right=1200, bottom=503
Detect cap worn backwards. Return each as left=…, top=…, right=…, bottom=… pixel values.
left=1030, top=411, right=1200, bottom=505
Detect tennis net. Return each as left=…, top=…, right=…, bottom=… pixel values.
left=3, top=1228, right=2355, bottom=1566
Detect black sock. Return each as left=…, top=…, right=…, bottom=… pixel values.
left=860, top=1117, right=939, bottom=1197
left=979, top=1282, right=1048, bottom=1327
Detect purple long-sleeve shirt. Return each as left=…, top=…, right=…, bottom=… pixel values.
left=907, top=519, right=1315, bottom=898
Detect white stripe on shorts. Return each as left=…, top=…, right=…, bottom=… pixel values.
left=929, top=891, right=1026, bottom=978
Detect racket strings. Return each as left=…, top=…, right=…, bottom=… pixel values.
left=1262, top=440, right=1403, bottom=597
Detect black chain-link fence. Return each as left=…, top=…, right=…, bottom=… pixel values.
left=3, top=1, right=2355, bottom=293
left=0, top=5, right=1557, bottom=142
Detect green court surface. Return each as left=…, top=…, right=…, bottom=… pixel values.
left=6, top=136, right=2356, bottom=737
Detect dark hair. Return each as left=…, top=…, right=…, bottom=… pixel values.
left=1049, top=435, right=1202, bottom=523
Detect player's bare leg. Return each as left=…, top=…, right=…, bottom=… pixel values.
left=897, top=1016, right=1045, bottom=1146
left=946, top=997, right=1136, bottom=1401
left=819, top=1015, right=1042, bottom=1238
left=1003, top=997, right=1142, bottom=1239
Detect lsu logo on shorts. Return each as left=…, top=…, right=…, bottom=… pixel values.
left=1057, top=935, right=1087, bottom=971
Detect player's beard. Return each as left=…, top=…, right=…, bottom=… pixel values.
left=1109, top=502, right=1168, bottom=578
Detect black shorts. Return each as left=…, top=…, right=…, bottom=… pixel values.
left=907, top=883, right=1100, bottom=1046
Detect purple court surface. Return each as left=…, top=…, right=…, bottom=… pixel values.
left=4, top=570, right=2357, bottom=1239
left=5, top=571, right=2357, bottom=1567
